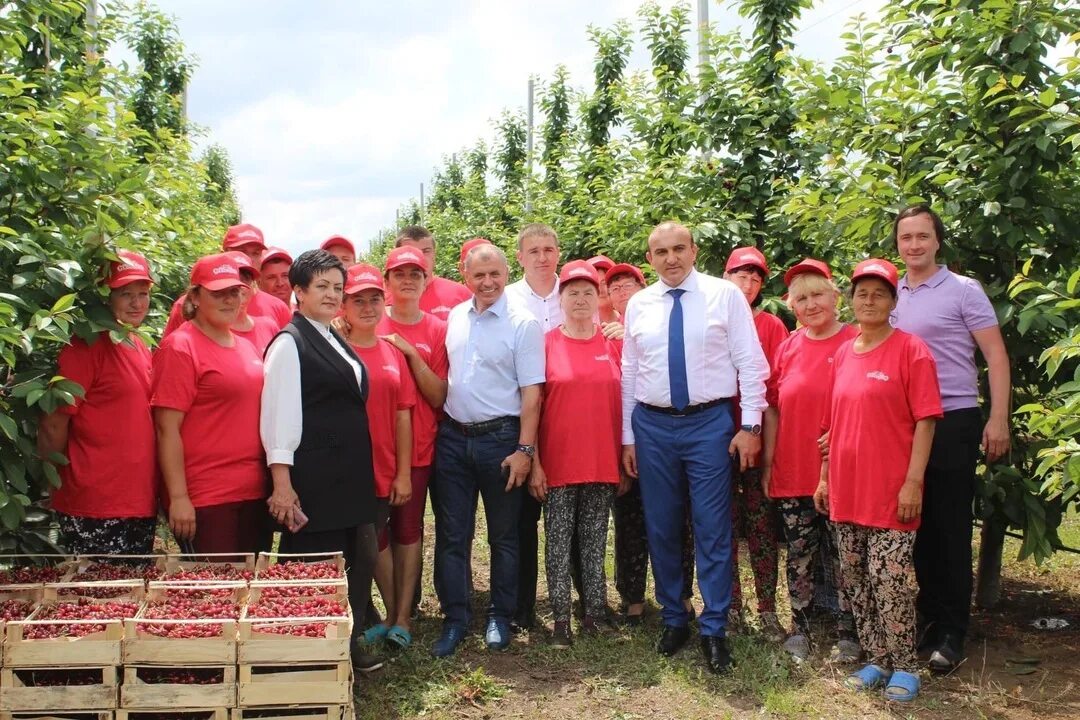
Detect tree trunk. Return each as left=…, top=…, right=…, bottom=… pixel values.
left=975, top=516, right=1006, bottom=608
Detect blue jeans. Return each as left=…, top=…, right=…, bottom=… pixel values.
left=632, top=401, right=736, bottom=638
left=433, top=418, right=523, bottom=627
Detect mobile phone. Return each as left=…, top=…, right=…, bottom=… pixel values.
left=286, top=507, right=309, bottom=533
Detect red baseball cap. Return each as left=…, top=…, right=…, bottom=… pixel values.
left=384, top=246, right=427, bottom=273
left=222, top=223, right=266, bottom=251
left=225, top=251, right=260, bottom=279
left=851, top=258, right=899, bottom=291
left=606, top=262, right=646, bottom=286
left=190, top=253, right=247, bottom=291
left=783, top=258, right=832, bottom=286
left=107, top=250, right=154, bottom=289
left=261, top=247, right=293, bottom=267
left=344, top=263, right=384, bottom=295
left=725, top=246, right=769, bottom=274
left=587, top=255, right=615, bottom=273
left=459, top=237, right=492, bottom=263
left=321, top=235, right=355, bottom=256
left=558, top=259, right=600, bottom=289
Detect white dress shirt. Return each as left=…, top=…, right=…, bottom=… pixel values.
left=260, top=317, right=365, bottom=465
left=505, top=275, right=563, bottom=333
left=620, top=268, right=769, bottom=444
left=444, top=293, right=546, bottom=423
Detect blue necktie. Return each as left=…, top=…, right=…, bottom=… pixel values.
left=667, top=288, right=689, bottom=411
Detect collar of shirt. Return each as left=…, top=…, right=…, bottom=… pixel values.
left=519, top=275, right=559, bottom=301
left=657, top=267, right=700, bottom=294
left=899, top=265, right=949, bottom=292
left=469, top=292, right=508, bottom=318
left=302, top=315, right=334, bottom=339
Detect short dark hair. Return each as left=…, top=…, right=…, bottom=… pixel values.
left=728, top=264, right=766, bottom=307
left=395, top=225, right=434, bottom=247
left=892, top=204, right=946, bottom=250
left=290, top=249, right=345, bottom=290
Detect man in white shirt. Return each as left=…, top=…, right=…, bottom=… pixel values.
left=502, top=222, right=561, bottom=632
left=621, top=222, right=769, bottom=674
left=431, top=243, right=545, bottom=658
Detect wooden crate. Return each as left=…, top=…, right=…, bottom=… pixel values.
left=120, top=666, right=235, bottom=709
left=44, top=582, right=146, bottom=604
left=115, top=709, right=227, bottom=720
left=0, top=557, right=75, bottom=587
left=0, top=710, right=113, bottom=720
left=237, top=606, right=351, bottom=665
left=252, top=555, right=344, bottom=583
left=245, top=581, right=345, bottom=605
left=5, top=598, right=141, bottom=667
left=236, top=663, right=352, bottom=708
left=160, top=556, right=255, bottom=584
left=229, top=706, right=347, bottom=720
left=0, top=667, right=117, bottom=711
left=123, top=585, right=243, bottom=665
left=0, top=585, right=43, bottom=637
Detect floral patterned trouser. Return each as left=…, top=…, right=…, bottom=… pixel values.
left=612, top=481, right=694, bottom=608
left=56, top=513, right=157, bottom=555
left=544, top=483, right=616, bottom=622
left=834, top=522, right=918, bottom=672
left=775, top=497, right=855, bottom=636
left=730, top=467, right=779, bottom=613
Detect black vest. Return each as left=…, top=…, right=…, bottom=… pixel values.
left=276, top=314, right=375, bottom=531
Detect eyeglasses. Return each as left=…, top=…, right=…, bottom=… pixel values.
left=608, top=282, right=639, bottom=294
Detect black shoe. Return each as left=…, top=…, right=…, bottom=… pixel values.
left=622, top=612, right=644, bottom=628
left=510, top=613, right=536, bottom=635
left=701, top=636, right=733, bottom=675
left=351, top=651, right=384, bottom=673
left=551, top=621, right=572, bottom=649
left=656, top=624, right=691, bottom=656
left=929, top=633, right=964, bottom=674
left=916, top=623, right=939, bottom=661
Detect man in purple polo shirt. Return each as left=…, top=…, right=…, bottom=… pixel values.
left=891, top=204, right=1011, bottom=674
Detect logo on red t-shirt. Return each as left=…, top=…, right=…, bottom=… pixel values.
left=866, top=370, right=890, bottom=382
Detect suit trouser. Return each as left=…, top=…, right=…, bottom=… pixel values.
left=914, top=407, right=982, bottom=642
left=632, top=401, right=735, bottom=637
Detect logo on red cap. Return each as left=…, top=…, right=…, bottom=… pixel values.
left=213, top=264, right=238, bottom=276
left=356, top=271, right=379, bottom=283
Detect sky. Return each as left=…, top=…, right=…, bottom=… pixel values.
left=116, top=0, right=882, bottom=257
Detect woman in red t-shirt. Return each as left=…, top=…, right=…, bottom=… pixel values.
left=376, top=246, right=449, bottom=647
left=815, top=259, right=942, bottom=703
left=226, top=251, right=280, bottom=356
left=529, top=261, right=623, bottom=648
left=38, top=250, right=158, bottom=555
left=151, top=252, right=269, bottom=555
left=722, top=247, right=786, bottom=639
left=761, top=259, right=859, bottom=663
left=342, top=263, right=417, bottom=648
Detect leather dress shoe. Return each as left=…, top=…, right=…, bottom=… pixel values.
left=656, top=624, right=691, bottom=656
left=701, top=635, right=733, bottom=674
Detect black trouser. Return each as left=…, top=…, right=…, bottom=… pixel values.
left=914, top=407, right=982, bottom=645
left=612, top=480, right=694, bottom=608
left=515, top=494, right=543, bottom=622
left=280, top=523, right=377, bottom=645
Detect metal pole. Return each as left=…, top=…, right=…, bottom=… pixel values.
left=86, top=0, right=98, bottom=57
left=525, top=76, right=534, bottom=213
left=419, top=183, right=425, bottom=223
left=697, top=0, right=710, bottom=70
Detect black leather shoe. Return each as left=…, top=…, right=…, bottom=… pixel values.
left=701, top=635, right=733, bottom=674
left=656, top=624, right=691, bottom=656
left=929, top=632, right=964, bottom=674
left=510, top=613, right=536, bottom=635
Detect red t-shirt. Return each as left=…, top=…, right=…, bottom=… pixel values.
left=163, top=291, right=291, bottom=338
left=233, top=315, right=279, bottom=357
left=768, top=324, right=858, bottom=498
left=150, top=324, right=267, bottom=508
left=822, top=330, right=943, bottom=531
left=420, top=276, right=472, bottom=322
left=735, top=310, right=789, bottom=426
left=51, top=333, right=157, bottom=518
left=350, top=340, right=417, bottom=497
left=376, top=313, right=449, bottom=467
left=538, top=328, right=622, bottom=488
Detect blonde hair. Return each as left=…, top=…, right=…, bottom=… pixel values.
left=516, top=223, right=558, bottom=251
left=786, top=273, right=841, bottom=314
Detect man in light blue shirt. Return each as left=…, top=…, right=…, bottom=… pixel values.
left=431, top=243, right=545, bottom=657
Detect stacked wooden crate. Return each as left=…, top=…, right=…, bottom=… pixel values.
left=237, top=554, right=353, bottom=720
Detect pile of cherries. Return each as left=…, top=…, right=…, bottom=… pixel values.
left=15, top=668, right=102, bottom=686
left=247, top=596, right=346, bottom=638
left=138, top=667, right=225, bottom=685
left=255, top=560, right=342, bottom=581
left=24, top=600, right=139, bottom=639
left=140, top=597, right=239, bottom=639
left=0, top=598, right=36, bottom=622
left=165, top=564, right=254, bottom=583
left=0, top=566, right=66, bottom=584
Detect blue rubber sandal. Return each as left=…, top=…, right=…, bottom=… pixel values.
left=362, top=623, right=389, bottom=645
left=386, top=625, right=413, bottom=650
left=884, top=670, right=920, bottom=702
left=844, top=664, right=892, bottom=691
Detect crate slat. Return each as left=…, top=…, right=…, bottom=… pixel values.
left=115, top=709, right=228, bottom=720
left=236, top=663, right=351, bottom=708
left=120, top=666, right=235, bottom=709
left=229, top=706, right=345, bottom=720
left=0, top=667, right=118, bottom=711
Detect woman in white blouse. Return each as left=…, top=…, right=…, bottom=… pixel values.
left=259, top=249, right=383, bottom=674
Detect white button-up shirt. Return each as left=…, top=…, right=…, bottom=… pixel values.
left=260, top=317, right=365, bottom=465
left=620, top=268, right=769, bottom=444
left=444, top=293, right=546, bottom=424
left=505, top=275, right=562, bottom=333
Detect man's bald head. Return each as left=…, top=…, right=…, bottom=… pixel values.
left=646, top=221, right=698, bottom=287
left=648, top=221, right=693, bottom=248
left=464, top=244, right=508, bottom=272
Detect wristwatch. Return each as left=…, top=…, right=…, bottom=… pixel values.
left=517, top=444, right=536, bottom=457
left=740, top=424, right=762, bottom=436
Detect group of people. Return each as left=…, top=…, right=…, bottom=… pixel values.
left=38, top=205, right=1011, bottom=703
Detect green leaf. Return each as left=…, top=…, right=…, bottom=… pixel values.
left=50, top=294, right=76, bottom=313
